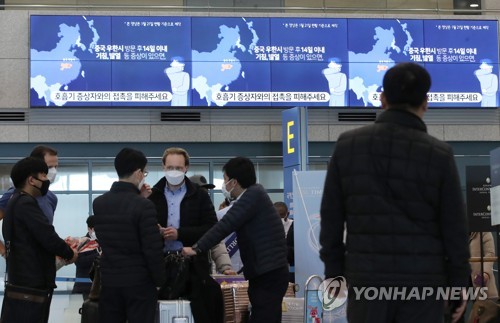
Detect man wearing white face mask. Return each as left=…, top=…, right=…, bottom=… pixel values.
left=148, top=147, right=221, bottom=323
left=0, top=145, right=59, bottom=257
left=148, top=147, right=218, bottom=265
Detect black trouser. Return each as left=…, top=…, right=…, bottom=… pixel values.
left=347, top=286, right=445, bottom=323
left=99, top=282, right=157, bottom=323
left=248, top=266, right=289, bottom=323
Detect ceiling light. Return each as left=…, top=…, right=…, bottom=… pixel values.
left=469, top=3, right=479, bottom=7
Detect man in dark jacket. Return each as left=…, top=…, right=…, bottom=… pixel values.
left=148, top=147, right=218, bottom=270
left=93, top=148, right=165, bottom=323
left=319, top=63, right=470, bottom=323
left=2, top=157, right=77, bottom=322
left=148, top=147, right=221, bottom=323
left=183, top=157, right=289, bottom=323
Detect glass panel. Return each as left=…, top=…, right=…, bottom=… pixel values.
left=186, top=163, right=211, bottom=183
left=214, top=162, right=284, bottom=189
left=213, top=191, right=285, bottom=212
left=309, top=163, right=328, bottom=171
left=92, top=164, right=118, bottom=191
left=50, top=164, right=89, bottom=191
left=144, top=163, right=166, bottom=187
left=255, top=163, right=283, bottom=189
left=213, top=192, right=228, bottom=215
left=53, top=194, right=91, bottom=278
left=213, top=163, right=226, bottom=189
left=0, top=163, right=14, bottom=193
left=268, top=192, right=286, bottom=204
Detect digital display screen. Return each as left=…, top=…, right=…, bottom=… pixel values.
left=29, top=16, right=499, bottom=108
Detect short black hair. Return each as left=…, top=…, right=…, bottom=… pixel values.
left=10, top=157, right=48, bottom=189
left=30, top=145, right=58, bottom=160
left=114, top=148, right=147, bottom=178
left=86, top=216, right=95, bottom=228
left=382, top=62, right=431, bottom=108
left=273, top=201, right=288, bottom=211
left=222, top=157, right=256, bottom=189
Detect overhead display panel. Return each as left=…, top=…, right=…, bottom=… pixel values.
left=29, top=15, right=499, bottom=108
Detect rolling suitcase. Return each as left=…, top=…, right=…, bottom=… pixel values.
left=156, top=300, right=194, bottom=323
left=80, top=299, right=99, bottom=323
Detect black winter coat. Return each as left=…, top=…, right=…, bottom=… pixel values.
left=148, top=177, right=217, bottom=273
left=92, top=181, right=166, bottom=287
left=319, top=109, right=470, bottom=288
left=148, top=177, right=218, bottom=248
left=196, top=184, right=288, bottom=280
left=3, top=191, right=74, bottom=290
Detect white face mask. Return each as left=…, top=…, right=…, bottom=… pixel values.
left=221, top=179, right=234, bottom=201
left=165, top=170, right=185, bottom=186
left=47, top=167, right=57, bottom=183
left=89, top=230, right=97, bottom=241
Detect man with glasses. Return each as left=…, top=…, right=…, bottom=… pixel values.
left=92, top=147, right=165, bottom=323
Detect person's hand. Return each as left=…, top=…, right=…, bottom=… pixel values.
left=0, top=242, right=6, bottom=258
left=163, top=227, right=178, bottom=240
left=473, top=273, right=490, bottom=287
left=219, top=201, right=228, bottom=210
left=140, top=183, right=152, bottom=198
left=482, top=272, right=490, bottom=285
left=64, top=236, right=79, bottom=249
left=67, top=247, right=78, bottom=265
left=447, top=288, right=467, bottom=323
left=182, top=247, right=197, bottom=257
left=222, top=269, right=237, bottom=275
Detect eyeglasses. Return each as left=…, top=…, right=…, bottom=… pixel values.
left=143, top=171, right=149, bottom=177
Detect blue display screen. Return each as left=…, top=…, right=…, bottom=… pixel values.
left=29, top=15, right=499, bottom=108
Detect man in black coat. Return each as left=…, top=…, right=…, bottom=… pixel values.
left=148, top=147, right=220, bottom=322
left=319, top=63, right=470, bottom=323
left=183, top=157, right=289, bottom=323
left=92, top=148, right=165, bottom=323
left=148, top=147, right=218, bottom=270
left=2, top=157, right=77, bottom=322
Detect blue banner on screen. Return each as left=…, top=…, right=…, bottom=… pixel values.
left=30, top=16, right=499, bottom=108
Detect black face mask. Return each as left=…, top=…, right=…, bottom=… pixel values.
left=33, top=177, right=50, bottom=196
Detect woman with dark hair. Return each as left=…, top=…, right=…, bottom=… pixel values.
left=183, top=157, right=289, bottom=323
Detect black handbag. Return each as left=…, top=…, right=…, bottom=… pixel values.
left=0, top=283, right=52, bottom=323
left=158, top=252, right=191, bottom=300
left=87, top=255, right=102, bottom=301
